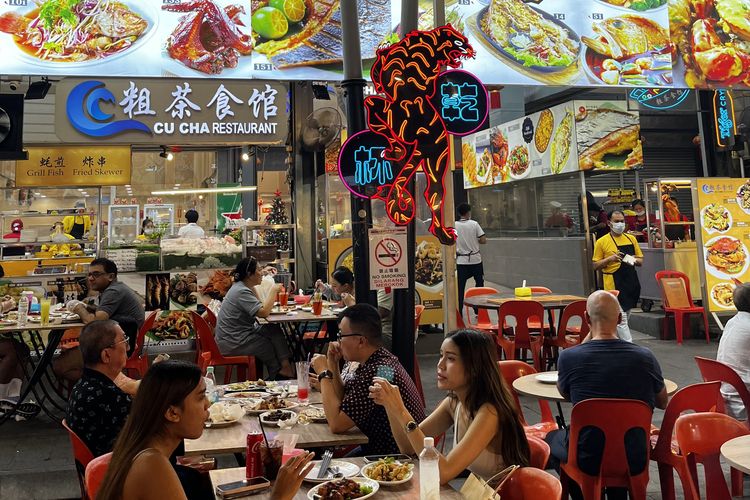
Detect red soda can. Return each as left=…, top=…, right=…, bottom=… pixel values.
left=246, top=432, right=264, bottom=479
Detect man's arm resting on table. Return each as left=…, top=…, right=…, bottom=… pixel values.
left=319, top=375, right=355, bottom=433
left=74, top=304, right=109, bottom=323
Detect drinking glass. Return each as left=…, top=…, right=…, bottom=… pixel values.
left=260, top=439, right=283, bottom=480
left=40, top=299, right=51, bottom=326
left=296, top=361, right=310, bottom=405
left=311, top=299, right=323, bottom=316
left=278, top=291, right=289, bottom=308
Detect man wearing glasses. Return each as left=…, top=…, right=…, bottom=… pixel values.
left=311, top=304, right=425, bottom=454
left=66, top=320, right=132, bottom=457
left=68, top=258, right=145, bottom=351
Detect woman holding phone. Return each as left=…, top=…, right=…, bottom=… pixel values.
left=369, top=329, right=530, bottom=483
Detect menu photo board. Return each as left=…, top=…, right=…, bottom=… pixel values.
left=696, top=178, right=750, bottom=313
left=462, top=101, right=577, bottom=189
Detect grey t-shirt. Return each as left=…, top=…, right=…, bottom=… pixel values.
left=98, top=280, right=145, bottom=331
left=215, top=281, right=263, bottom=354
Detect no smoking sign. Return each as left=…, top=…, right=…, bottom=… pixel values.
left=369, top=228, right=408, bottom=290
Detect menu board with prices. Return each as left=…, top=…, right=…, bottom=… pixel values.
left=696, top=179, right=750, bottom=312
left=105, top=248, right=138, bottom=273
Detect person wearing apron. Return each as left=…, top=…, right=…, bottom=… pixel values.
left=63, top=201, right=91, bottom=247
left=592, top=211, right=644, bottom=342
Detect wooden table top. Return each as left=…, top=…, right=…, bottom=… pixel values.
left=512, top=371, right=678, bottom=402
left=721, top=435, right=750, bottom=475
left=185, top=403, right=367, bottom=456
left=261, top=308, right=340, bottom=323
left=0, top=321, right=84, bottom=333
left=464, top=293, right=586, bottom=310
left=209, top=457, right=463, bottom=499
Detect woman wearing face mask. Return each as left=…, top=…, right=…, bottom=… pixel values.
left=137, top=218, right=158, bottom=241
left=592, top=210, right=643, bottom=341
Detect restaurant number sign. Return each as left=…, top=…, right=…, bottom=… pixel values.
left=54, top=78, right=289, bottom=145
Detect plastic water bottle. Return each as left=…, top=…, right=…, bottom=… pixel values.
left=205, top=367, right=218, bottom=404
left=419, top=437, right=440, bottom=500
left=17, top=294, right=29, bottom=327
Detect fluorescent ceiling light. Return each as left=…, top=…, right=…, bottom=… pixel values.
left=152, top=186, right=257, bottom=195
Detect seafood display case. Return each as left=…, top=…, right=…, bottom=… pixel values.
left=143, top=204, right=175, bottom=237
left=636, top=179, right=701, bottom=308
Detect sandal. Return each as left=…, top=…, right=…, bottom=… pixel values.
left=0, top=400, right=41, bottom=419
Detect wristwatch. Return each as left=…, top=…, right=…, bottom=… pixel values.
left=318, top=370, right=334, bottom=381
left=405, top=420, right=418, bottom=433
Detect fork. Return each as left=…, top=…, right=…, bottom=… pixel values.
left=317, top=449, right=333, bottom=479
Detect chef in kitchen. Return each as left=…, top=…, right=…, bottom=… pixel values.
left=63, top=201, right=92, bottom=241
left=592, top=210, right=643, bottom=342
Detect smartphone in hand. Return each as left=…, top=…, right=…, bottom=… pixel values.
left=375, top=365, right=395, bottom=383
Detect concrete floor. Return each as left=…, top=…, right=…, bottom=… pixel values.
left=0, top=329, right=747, bottom=499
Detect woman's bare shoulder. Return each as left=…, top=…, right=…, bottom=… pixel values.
left=124, top=451, right=184, bottom=499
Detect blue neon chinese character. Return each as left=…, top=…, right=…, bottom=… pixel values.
left=354, top=146, right=393, bottom=187
left=440, top=82, right=479, bottom=123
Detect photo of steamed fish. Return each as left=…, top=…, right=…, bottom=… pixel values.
left=0, top=0, right=149, bottom=63
left=581, top=14, right=673, bottom=86
left=477, top=0, right=580, bottom=72
left=253, top=0, right=391, bottom=70
left=576, top=104, right=642, bottom=170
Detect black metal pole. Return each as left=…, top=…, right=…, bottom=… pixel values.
left=391, top=0, right=419, bottom=377
left=341, top=0, right=376, bottom=306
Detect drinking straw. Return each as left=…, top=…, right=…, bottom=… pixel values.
left=258, top=416, right=270, bottom=448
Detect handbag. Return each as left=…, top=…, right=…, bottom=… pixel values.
left=460, top=465, right=519, bottom=499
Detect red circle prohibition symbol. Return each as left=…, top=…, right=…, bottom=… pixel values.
left=375, top=238, right=402, bottom=268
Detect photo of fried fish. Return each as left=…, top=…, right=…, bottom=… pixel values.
left=576, top=107, right=642, bottom=170
left=478, top=0, right=580, bottom=71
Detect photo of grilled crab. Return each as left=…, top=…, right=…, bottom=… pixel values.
left=582, top=15, right=670, bottom=60
left=669, top=0, right=750, bottom=86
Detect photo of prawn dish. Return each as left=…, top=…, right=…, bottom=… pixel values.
left=161, top=0, right=253, bottom=74
left=597, top=0, right=667, bottom=11
left=711, top=282, right=736, bottom=309
left=669, top=0, right=750, bottom=87
left=508, top=145, right=531, bottom=179
left=737, top=179, right=750, bottom=214
left=477, top=0, right=580, bottom=73
left=704, top=235, right=748, bottom=278
left=582, top=15, right=673, bottom=86
left=0, top=0, right=151, bottom=63
left=700, top=203, right=732, bottom=233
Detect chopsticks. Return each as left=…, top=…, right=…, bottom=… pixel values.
left=317, top=449, right=333, bottom=479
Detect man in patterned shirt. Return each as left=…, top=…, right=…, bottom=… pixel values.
left=311, top=304, right=425, bottom=454
left=65, top=320, right=131, bottom=457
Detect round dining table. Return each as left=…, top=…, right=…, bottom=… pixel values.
left=721, top=435, right=750, bottom=475
left=512, top=371, right=679, bottom=401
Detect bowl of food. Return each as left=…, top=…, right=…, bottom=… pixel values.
left=259, top=409, right=297, bottom=427
left=205, top=402, right=244, bottom=428
left=361, top=458, right=414, bottom=486
left=307, top=478, right=378, bottom=500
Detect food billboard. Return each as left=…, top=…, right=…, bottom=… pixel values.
left=0, top=0, right=748, bottom=89
left=462, top=100, right=642, bottom=189
left=697, top=179, right=750, bottom=313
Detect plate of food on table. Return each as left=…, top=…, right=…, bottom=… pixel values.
left=304, top=460, right=360, bottom=483
left=259, top=409, right=297, bottom=427
left=360, top=457, right=414, bottom=486
left=297, top=406, right=327, bottom=424
left=581, top=14, right=673, bottom=86
left=205, top=402, right=244, bottom=428
left=307, top=477, right=378, bottom=500
left=243, top=395, right=298, bottom=414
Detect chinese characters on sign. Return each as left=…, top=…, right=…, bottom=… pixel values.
left=369, top=229, right=408, bottom=290
left=55, top=78, right=289, bottom=144
left=628, top=88, right=693, bottom=111
left=16, top=146, right=132, bottom=187
left=713, top=90, right=737, bottom=148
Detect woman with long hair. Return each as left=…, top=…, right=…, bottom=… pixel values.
left=214, top=256, right=293, bottom=379
left=370, top=328, right=530, bottom=483
left=96, top=359, right=314, bottom=500
left=315, top=266, right=355, bottom=302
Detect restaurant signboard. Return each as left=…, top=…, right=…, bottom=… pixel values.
left=16, top=146, right=132, bottom=187
left=696, top=178, right=750, bottom=313
left=54, top=78, right=289, bottom=145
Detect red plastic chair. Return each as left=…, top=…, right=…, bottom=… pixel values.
left=527, top=435, right=551, bottom=469
left=123, top=311, right=157, bottom=379
left=527, top=286, right=555, bottom=334
left=655, top=271, right=710, bottom=344
left=198, top=351, right=212, bottom=375
left=496, top=301, right=545, bottom=371
left=455, top=308, right=466, bottom=329
left=463, top=286, right=499, bottom=333
left=191, top=311, right=257, bottom=383
left=675, top=412, right=750, bottom=500
left=695, top=356, right=750, bottom=422
left=543, top=300, right=587, bottom=369
left=560, top=399, right=652, bottom=500
left=62, top=419, right=95, bottom=500
left=650, top=382, right=721, bottom=500
left=496, top=467, right=562, bottom=500
left=695, top=356, right=750, bottom=496
left=202, top=307, right=217, bottom=329
left=85, top=452, right=112, bottom=500
left=498, top=360, right=558, bottom=439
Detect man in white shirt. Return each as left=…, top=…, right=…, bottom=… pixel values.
left=716, top=283, right=750, bottom=419
left=455, top=203, right=487, bottom=311
left=177, top=209, right=205, bottom=239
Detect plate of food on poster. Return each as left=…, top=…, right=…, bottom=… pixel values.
left=581, top=14, right=673, bottom=86
left=737, top=179, right=750, bottom=215
left=700, top=203, right=732, bottom=234
left=549, top=109, right=574, bottom=174
left=474, top=0, right=581, bottom=78
left=199, top=269, right=233, bottom=300
left=575, top=102, right=643, bottom=170
left=703, top=235, right=749, bottom=279
left=710, top=282, right=737, bottom=309
left=170, top=272, right=199, bottom=309
left=508, top=145, right=531, bottom=180
left=146, top=310, right=195, bottom=341
left=146, top=273, right=170, bottom=311
left=669, top=0, right=750, bottom=88
left=595, top=0, right=667, bottom=12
